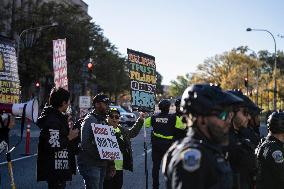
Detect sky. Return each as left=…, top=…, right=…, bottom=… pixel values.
left=84, top=0, right=284, bottom=85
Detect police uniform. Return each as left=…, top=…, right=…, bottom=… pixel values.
left=163, top=129, right=233, bottom=189
left=226, top=127, right=257, bottom=189
left=226, top=90, right=258, bottom=189
left=162, top=84, right=243, bottom=189
left=145, top=112, right=185, bottom=189
left=255, top=135, right=284, bottom=189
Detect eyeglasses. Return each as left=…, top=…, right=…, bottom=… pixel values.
left=217, top=111, right=229, bottom=121
left=110, top=115, right=120, bottom=119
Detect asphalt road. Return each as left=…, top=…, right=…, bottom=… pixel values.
left=0, top=118, right=268, bottom=189
left=0, top=123, right=165, bottom=189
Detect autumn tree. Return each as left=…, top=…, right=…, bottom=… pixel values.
left=169, top=73, right=191, bottom=97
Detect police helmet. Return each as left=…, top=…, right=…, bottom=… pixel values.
left=249, top=106, right=263, bottom=116
left=175, top=97, right=181, bottom=107
left=158, top=99, right=171, bottom=111
left=181, top=84, right=243, bottom=115
left=226, top=90, right=257, bottom=112
left=267, top=112, right=284, bottom=133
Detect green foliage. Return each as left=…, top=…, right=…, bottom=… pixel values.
left=169, top=46, right=284, bottom=111
left=0, top=0, right=140, bottom=102
left=169, top=73, right=191, bottom=97
left=156, top=71, right=163, bottom=95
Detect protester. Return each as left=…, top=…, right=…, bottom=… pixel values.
left=36, top=87, right=79, bottom=189
left=163, top=84, right=243, bottom=189
left=0, top=113, right=14, bottom=154
left=144, top=99, right=186, bottom=189
left=77, top=93, right=115, bottom=189
left=103, top=108, right=146, bottom=189
left=256, top=111, right=284, bottom=189
left=226, top=90, right=258, bottom=189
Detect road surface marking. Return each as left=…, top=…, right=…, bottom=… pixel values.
left=0, top=153, right=37, bottom=166
left=142, top=149, right=152, bottom=156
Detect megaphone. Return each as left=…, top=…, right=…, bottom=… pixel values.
left=0, top=99, right=39, bottom=123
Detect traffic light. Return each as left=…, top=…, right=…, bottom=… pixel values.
left=244, top=77, right=248, bottom=87
left=35, top=81, right=40, bottom=88
left=87, top=63, right=93, bottom=72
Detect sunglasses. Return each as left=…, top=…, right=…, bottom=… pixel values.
left=110, top=115, right=120, bottom=119
left=210, top=111, right=229, bottom=121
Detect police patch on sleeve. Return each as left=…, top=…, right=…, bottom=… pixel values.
left=181, top=148, right=201, bottom=172
left=272, top=150, right=284, bottom=163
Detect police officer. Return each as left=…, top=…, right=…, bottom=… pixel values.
left=226, top=90, right=257, bottom=189
left=174, top=97, right=188, bottom=140
left=243, top=104, right=263, bottom=147
left=175, top=97, right=183, bottom=117
left=162, top=84, right=243, bottom=189
left=144, top=99, right=186, bottom=189
left=256, top=112, right=284, bottom=189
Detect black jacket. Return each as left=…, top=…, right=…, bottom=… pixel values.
left=115, top=118, right=144, bottom=172
left=256, top=135, right=284, bottom=189
left=36, top=106, right=77, bottom=182
left=163, top=129, right=233, bottom=189
left=227, top=127, right=257, bottom=189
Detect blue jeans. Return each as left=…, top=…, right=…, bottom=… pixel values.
left=79, top=166, right=106, bottom=189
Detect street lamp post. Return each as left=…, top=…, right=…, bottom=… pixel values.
left=246, top=28, right=277, bottom=111
left=17, top=23, right=58, bottom=60
left=17, top=23, right=58, bottom=101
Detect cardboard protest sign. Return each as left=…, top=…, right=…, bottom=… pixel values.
left=79, top=96, right=91, bottom=118
left=127, top=49, right=156, bottom=111
left=79, top=96, right=91, bottom=109
left=91, top=124, right=123, bottom=160
left=0, top=36, right=21, bottom=103
left=53, top=39, right=68, bottom=90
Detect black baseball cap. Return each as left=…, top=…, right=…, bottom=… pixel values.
left=92, top=93, right=110, bottom=105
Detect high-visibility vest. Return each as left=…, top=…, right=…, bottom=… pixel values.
left=144, top=113, right=185, bottom=140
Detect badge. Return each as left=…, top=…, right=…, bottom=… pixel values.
left=181, top=148, right=201, bottom=172
left=272, top=150, right=284, bottom=163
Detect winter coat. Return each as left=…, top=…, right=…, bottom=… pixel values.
left=36, top=106, right=77, bottom=182
left=77, top=111, right=114, bottom=170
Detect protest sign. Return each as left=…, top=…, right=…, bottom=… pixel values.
left=79, top=96, right=91, bottom=109
left=53, top=39, right=68, bottom=90
left=127, top=49, right=156, bottom=111
left=0, top=36, right=20, bottom=103
left=91, top=124, right=123, bottom=160
left=79, top=96, right=91, bottom=118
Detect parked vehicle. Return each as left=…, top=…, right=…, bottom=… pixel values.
left=109, top=105, right=137, bottom=127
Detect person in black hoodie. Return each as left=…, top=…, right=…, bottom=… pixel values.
left=103, top=108, right=146, bottom=189
left=36, top=87, right=79, bottom=189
